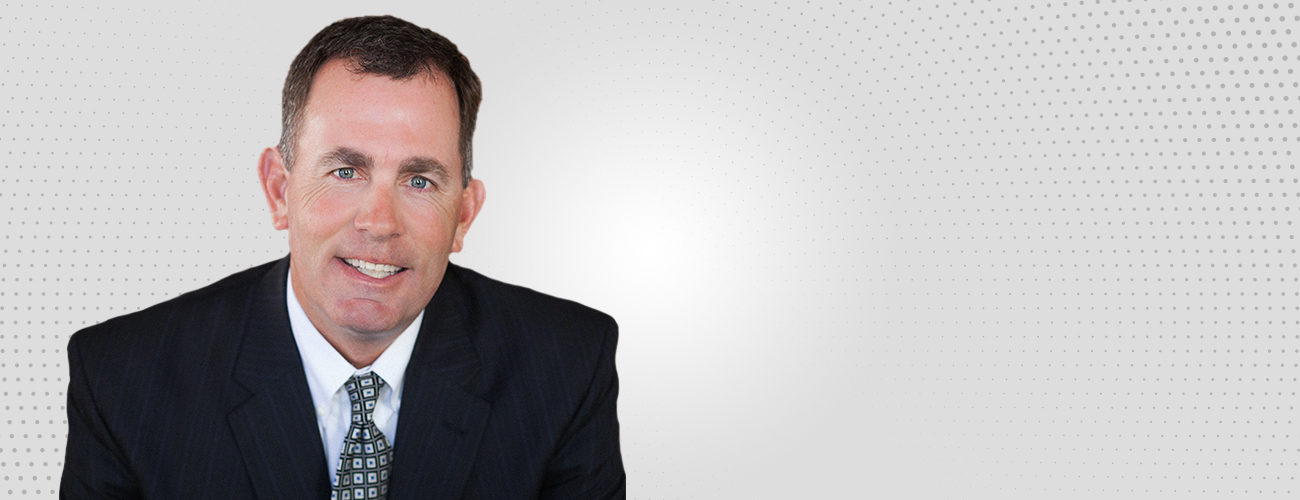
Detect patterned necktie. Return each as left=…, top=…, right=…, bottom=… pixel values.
left=331, top=372, right=393, bottom=500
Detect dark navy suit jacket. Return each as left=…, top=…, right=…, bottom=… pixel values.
left=60, top=257, right=625, bottom=499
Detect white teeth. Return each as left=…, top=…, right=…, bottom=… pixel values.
left=343, top=258, right=404, bottom=278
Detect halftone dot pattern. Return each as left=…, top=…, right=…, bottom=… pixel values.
left=1, top=3, right=289, bottom=497
left=2, top=0, right=1297, bottom=498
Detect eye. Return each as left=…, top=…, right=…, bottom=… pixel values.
left=409, top=176, right=432, bottom=189
left=333, top=167, right=356, bottom=179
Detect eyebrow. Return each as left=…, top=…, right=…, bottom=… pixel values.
left=316, top=147, right=372, bottom=169
left=398, top=157, right=452, bottom=186
left=316, top=147, right=453, bottom=186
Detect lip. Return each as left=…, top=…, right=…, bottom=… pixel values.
left=334, top=256, right=409, bottom=284
left=341, top=256, right=406, bottom=270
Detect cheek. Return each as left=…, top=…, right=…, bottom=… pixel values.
left=403, top=196, right=460, bottom=248
left=290, top=184, right=355, bottom=238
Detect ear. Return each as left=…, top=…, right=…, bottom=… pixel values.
left=451, top=178, right=487, bottom=253
left=258, top=147, right=291, bottom=231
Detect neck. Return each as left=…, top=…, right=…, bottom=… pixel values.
left=316, top=326, right=406, bottom=368
left=298, top=305, right=414, bottom=368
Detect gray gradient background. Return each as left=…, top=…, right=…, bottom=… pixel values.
left=3, top=0, right=1298, bottom=497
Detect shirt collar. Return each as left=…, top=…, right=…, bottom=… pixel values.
left=286, top=267, right=422, bottom=411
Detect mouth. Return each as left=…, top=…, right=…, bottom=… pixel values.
left=341, top=257, right=407, bottom=279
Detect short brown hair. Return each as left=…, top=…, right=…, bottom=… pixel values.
left=278, top=15, right=482, bottom=187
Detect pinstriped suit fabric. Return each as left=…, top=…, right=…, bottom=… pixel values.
left=60, top=257, right=625, bottom=499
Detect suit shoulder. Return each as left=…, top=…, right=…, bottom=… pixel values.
left=68, top=258, right=281, bottom=356
left=449, top=264, right=617, bottom=340
left=446, top=264, right=618, bottom=409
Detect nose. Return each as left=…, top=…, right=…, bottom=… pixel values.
left=353, top=184, right=403, bottom=239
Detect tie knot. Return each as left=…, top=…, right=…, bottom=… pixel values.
left=344, top=372, right=386, bottom=423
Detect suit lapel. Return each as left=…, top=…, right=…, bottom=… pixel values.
left=388, top=265, right=493, bottom=500
left=226, top=257, right=331, bottom=500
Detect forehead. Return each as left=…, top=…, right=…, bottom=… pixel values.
left=298, top=59, right=461, bottom=171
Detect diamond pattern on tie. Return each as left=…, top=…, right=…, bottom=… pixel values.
left=331, top=372, right=392, bottom=500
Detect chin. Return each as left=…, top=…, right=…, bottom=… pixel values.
left=331, top=300, right=406, bottom=334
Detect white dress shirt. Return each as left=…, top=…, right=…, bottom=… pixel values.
left=286, top=271, right=422, bottom=477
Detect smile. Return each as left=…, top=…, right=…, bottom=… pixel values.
left=342, top=257, right=406, bottom=279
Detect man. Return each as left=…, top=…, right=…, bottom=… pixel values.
left=60, top=16, right=624, bottom=500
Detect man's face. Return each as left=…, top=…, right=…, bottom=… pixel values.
left=259, top=59, right=485, bottom=338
